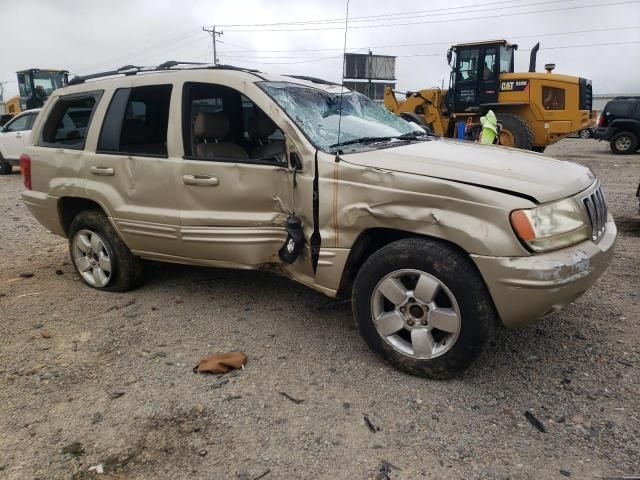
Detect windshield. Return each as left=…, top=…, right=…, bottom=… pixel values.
left=32, top=71, right=66, bottom=97
left=259, top=81, right=423, bottom=152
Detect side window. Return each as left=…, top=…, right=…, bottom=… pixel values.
left=4, top=114, right=32, bottom=132
left=40, top=94, right=100, bottom=149
left=482, top=48, right=497, bottom=80
left=605, top=101, right=630, bottom=117
left=635, top=103, right=640, bottom=118
left=457, top=49, right=479, bottom=81
left=183, top=82, right=285, bottom=164
left=98, top=84, right=172, bottom=157
left=542, top=87, right=565, bottom=110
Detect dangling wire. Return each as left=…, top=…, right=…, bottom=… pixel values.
left=335, top=0, right=350, bottom=159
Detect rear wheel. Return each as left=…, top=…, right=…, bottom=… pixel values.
left=68, top=210, right=143, bottom=292
left=352, top=238, right=498, bottom=379
left=531, top=146, right=546, bottom=154
left=496, top=113, right=533, bottom=150
left=610, top=131, right=638, bottom=154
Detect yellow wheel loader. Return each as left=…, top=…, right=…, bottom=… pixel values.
left=384, top=40, right=595, bottom=152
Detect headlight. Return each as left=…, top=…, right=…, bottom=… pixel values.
left=510, top=198, right=590, bottom=252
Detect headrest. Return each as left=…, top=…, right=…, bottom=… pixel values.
left=194, top=111, right=230, bottom=139
left=248, top=114, right=277, bottom=139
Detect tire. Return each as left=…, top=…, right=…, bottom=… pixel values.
left=68, top=209, right=143, bottom=292
left=578, top=128, right=593, bottom=139
left=610, top=131, right=638, bottom=155
left=0, top=154, right=12, bottom=175
left=496, top=113, right=533, bottom=150
left=352, top=238, right=498, bottom=379
left=531, top=146, right=546, bottom=153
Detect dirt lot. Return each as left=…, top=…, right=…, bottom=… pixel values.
left=0, top=139, right=638, bottom=480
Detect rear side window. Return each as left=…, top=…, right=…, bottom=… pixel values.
left=4, top=113, right=34, bottom=132
left=97, top=84, right=172, bottom=157
left=605, top=101, right=630, bottom=116
left=40, top=93, right=101, bottom=149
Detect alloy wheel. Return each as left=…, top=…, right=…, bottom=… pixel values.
left=72, top=229, right=113, bottom=287
left=370, top=269, right=461, bottom=359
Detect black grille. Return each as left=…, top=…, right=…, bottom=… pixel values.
left=582, top=185, right=607, bottom=242
left=579, top=78, right=593, bottom=111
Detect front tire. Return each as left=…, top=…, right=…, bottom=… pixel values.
left=610, top=131, right=637, bottom=154
left=578, top=128, right=593, bottom=139
left=68, top=210, right=143, bottom=292
left=352, top=238, right=498, bottom=379
left=0, top=154, right=12, bottom=175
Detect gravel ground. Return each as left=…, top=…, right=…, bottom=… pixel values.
left=0, top=139, right=638, bottom=480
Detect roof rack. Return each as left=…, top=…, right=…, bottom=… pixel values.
left=68, top=61, right=262, bottom=85
left=613, top=96, right=640, bottom=100
left=286, top=75, right=342, bottom=86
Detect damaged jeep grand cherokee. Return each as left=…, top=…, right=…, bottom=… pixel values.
left=21, top=65, right=616, bottom=378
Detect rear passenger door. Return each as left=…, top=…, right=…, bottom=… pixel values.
left=177, top=81, right=293, bottom=266
left=86, top=84, right=183, bottom=257
left=0, top=112, right=35, bottom=159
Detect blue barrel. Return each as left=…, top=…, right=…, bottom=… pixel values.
left=456, top=121, right=466, bottom=140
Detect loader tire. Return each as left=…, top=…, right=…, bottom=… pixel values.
left=497, top=113, right=533, bottom=150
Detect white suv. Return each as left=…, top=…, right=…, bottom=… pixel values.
left=0, top=109, right=40, bottom=174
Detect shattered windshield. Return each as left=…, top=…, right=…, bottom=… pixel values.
left=259, top=81, right=423, bottom=152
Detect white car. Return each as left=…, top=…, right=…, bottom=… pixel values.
left=0, top=109, right=41, bottom=174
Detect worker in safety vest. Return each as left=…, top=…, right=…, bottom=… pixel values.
left=479, top=110, right=499, bottom=145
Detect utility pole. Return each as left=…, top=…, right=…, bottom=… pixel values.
left=203, top=26, right=223, bottom=65
left=367, top=49, right=373, bottom=100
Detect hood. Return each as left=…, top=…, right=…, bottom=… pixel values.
left=345, top=139, right=595, bottom=203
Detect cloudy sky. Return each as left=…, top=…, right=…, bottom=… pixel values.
left=1, top=0, right=639, bottom=100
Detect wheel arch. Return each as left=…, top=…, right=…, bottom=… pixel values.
left=337, top=227, right=474, bottom=298
left=58, top=196, right=106, bottom=236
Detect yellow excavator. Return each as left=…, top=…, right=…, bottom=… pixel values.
left=384, top=40, right=595, bottom=152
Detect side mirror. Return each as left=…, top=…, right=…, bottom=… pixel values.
left=289, top=152, right=303, bottom=171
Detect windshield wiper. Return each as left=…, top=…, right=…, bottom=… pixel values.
left=329, top=136, right=394, bottom=148
left=394, top=132, right=429, bottom=140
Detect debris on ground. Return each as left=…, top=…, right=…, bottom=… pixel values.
left=88, top=464, right=104, bottom=474
left=278, top=391, right=304, bottom=404
left=40, top=331, right=52, bottom=339
left=19, top=272, right=34, bottom=278
left=193, top=351, right=247, bottom=374
left=109, top=391, right=125, bottom=400
left=61, top=442, right=85, bottom=456
left=364, top=414, right=381, bottom=433
left=524, top=411, right=547, bottom=433
left=55, top=269, right=64, bottom=275
left=375, top=460, right=400, bottom=480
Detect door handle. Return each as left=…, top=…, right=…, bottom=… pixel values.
left=89, top=165, right=115, bottom=176
left=15, top=134, right=22, bottom=138
left=182, top=174, right=219, bottom=186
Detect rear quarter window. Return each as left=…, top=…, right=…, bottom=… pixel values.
left=605, top=101, right=630, bottom=117
left=39, top=91, right=102, bottom=150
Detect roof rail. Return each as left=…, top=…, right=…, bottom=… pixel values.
left=68, top=61, right=263, bottom=85
left=286, top=75, right=341, bottom=86
left=613, top=96, right=640, bottom=100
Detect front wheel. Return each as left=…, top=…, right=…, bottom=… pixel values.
left=578, top=128, right=593, bottom=139
left=0, top=155, right=12, bottom=175
left=352, top=238, right=498, bottom=379
left=68, top=210, right=143, bottom=292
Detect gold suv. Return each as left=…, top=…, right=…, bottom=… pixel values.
left=20, top=65, right=616, bottom=378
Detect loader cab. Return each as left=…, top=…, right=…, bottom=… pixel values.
left=16, top=69, right=68, bottom=111
left=446, top=40, right=516, bottom=113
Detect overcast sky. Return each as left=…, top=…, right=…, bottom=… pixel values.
left=1, top=0, right=639, bottom=100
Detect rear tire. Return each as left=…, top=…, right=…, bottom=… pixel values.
left=352, top=238, right=498, bottom=379
left=496, top=113, right=533, bottom=150
left=610, top=131, right=638, bottom=155
left=68, top=209, right=143, bottom=292
left=531, top=146, right=546, bottom=154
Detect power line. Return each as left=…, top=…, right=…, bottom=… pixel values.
left=217, top=25, right=640, bottom=55
left=217, top=0, right=569, bottom=28
left=222, top=1, right=640, bottom=32
left=75, top=28, right=202, bottom=73
left=203, top=26, right=223, bottom=65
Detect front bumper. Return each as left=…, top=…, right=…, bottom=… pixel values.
left=471, top=214, right=616, bottom=328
